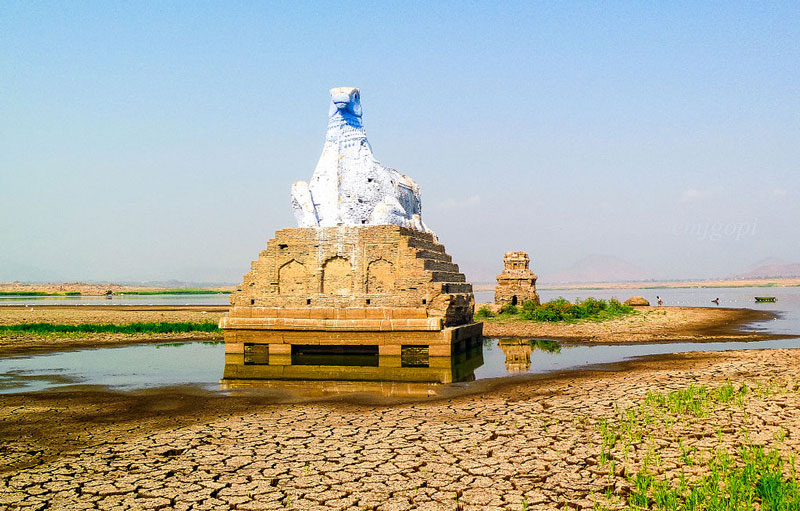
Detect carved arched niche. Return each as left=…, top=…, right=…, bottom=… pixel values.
left=278, top=260, right=307, bottom=295
left=322, top=256, right=353, bottom=295
left=366, top=258, right=395, bottom=293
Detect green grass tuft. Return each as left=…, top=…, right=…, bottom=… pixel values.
left=625, top=446, right=800, bottom=510
left=499, top=303, right=518, bottom=315
left=0, top=322, right=221, bottom=335
left=475, top=305, right=495, bottom=320
left=593, top=381, right=798, bottom=511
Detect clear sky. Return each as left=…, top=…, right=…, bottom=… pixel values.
left=1, top=1, right=798, bottom=284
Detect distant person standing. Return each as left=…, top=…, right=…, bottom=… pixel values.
left=712, top=298, right=720, bottom=305
left=657, top=296, right=663, bottom=307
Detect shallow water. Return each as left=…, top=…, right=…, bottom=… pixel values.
left=2, top=336, right=800, bottom=395
left=474, top=337, right=800, bottom=379
left=0, top=341, right=224, bottom=394
left=0, top=294, right=229, bottom=306
left=1, top=285, right=798, bottom=396
left=5, top=286, right=797, bottom=333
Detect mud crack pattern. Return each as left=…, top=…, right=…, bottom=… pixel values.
left=2, top=349, right=799, bottom=510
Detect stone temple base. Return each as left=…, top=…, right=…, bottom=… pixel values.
left=222, top=335, right=484, bottom=385
left=223, top=322, right=483, bottom=357
left=221, top=319, right=483, bottom=384
left=220, top=225, right=482, bottom=383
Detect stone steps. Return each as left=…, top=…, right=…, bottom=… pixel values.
left=422, top=259, right=461, bottom=273
left=428, top=271, right=467, bottom=283
left=439, top=283, right=473, bottom=294
left=406, top=236, right=447, bottom=254
left=414, top=249, right=452, bottom=263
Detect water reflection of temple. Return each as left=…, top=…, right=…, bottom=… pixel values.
left=497, top=339, right=561, bottom=372
left=498, top=339, right=532, bottom=372
left=221, top=336, right=484, bottom=387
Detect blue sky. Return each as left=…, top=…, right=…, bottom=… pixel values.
left=1, top=2, right=798, bottom=283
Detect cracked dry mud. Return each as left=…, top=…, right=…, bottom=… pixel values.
left=2, top=349, right=799, bottom=510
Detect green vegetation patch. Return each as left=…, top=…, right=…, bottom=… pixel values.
left=593, top=381, right=798, bottom=511
left=476, top=297, right=634, bottom=323
left=625, top=446, right=800, bottom=511
left=475, top=305, right=495, bottom=320
left=0, top=322, right=221, bottom=335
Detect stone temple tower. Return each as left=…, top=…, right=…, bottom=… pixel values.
left=219, top=88, right=482, bottom=384
left=494, top=251, right=540, bottom=306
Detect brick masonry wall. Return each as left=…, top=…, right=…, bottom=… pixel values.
left=228, top=225, right=475, bottom=327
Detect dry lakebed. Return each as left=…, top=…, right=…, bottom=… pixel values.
left=0, top=304, right=798, bottom=510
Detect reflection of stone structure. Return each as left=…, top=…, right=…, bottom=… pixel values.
left=495, top=251, right=540, bottom=306
left=498, top=339, right=532, bottom=372
left=291, top=87, right=431, bottom=233
left=222, top=341, right=484, bottom=386
left=221, top=89, right=481, bottom=383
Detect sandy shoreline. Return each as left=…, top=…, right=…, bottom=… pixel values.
left=0, top=305, right=227, bottom=356
left=481, top=305, right=780, bottom=344
left=0, top=304, right=778, bottom=357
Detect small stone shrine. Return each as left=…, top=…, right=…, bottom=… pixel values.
left=494, top=251, right=540, bottom=306
left=220, top=88, right=482, bottom=383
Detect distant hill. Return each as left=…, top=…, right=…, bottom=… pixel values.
left=735, top=258, right=800, bottom=279
left=542, top=255, right=650, bottom=285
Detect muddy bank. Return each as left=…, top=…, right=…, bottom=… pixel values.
left=0, top=305, right=226, bottom=356
left=0, top=348, right=729, bottom=476
left=0, top=305, right=228, bottom=325
left=1, top=348, right=798, bottom=509
left=481, top=305, right=779, bottom=343
left=0, top=305, right=779, bottom=357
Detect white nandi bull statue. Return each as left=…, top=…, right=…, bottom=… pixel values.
left=291, top=87, right=432, bottom=234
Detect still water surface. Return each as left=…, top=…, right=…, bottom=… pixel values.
left=1, top=286, right=797, bottom=396
left=2, top=337, right=799, bottom=395
left=0, top=294, right=229, bottom=306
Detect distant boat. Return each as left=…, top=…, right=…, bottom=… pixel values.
left=755, top=296, right=777, bottom=303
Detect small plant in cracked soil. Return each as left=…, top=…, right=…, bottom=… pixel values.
left=590, top=381, right=800, bottom=510
left=622, top=446, right=800, bottom=511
